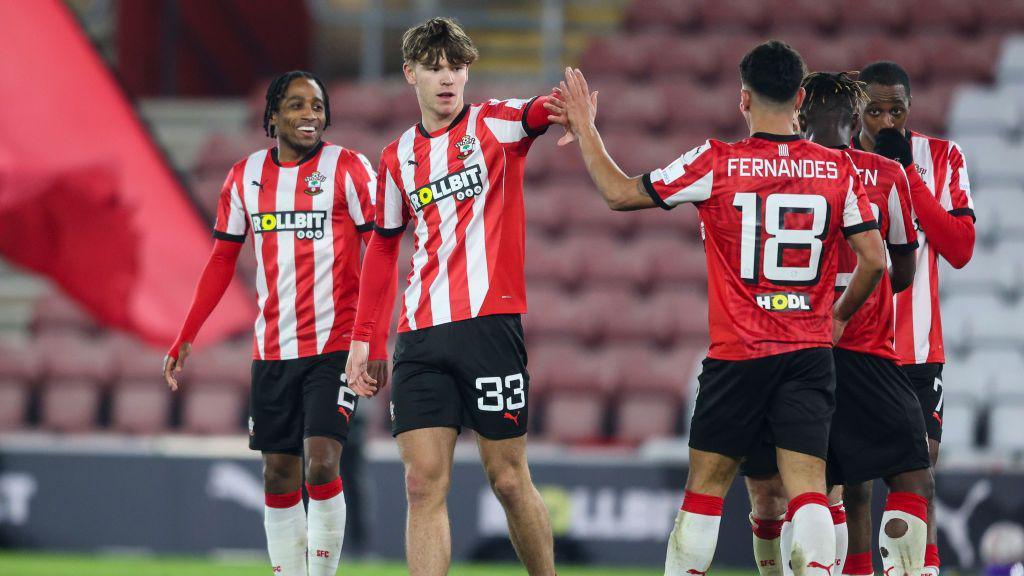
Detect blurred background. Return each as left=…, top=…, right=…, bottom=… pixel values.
left=2, top=0, right=1024, bottom=572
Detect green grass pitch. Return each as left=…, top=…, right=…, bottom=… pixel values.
left=0, top=552, right=755, bottom=575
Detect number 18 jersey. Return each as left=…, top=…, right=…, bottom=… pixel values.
left=642, top=133, right=877, bottom=361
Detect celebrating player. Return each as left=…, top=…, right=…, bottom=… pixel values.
left=741, top=72, right=934, bottom=576
left=162, top=71, right=392, bottom=576
left=344, top=17, right=572, bottom=575
left=848, top=61, right=977, bottom=576
left=549, top=42, right=886, bottom=576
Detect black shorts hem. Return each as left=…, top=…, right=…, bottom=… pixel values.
left=834, top=461, right=930, bottom=486
left=304, top=429, right=349, bottom=445
left=392, top=422, right=462, bottom=438
left=471, top=426, right=528, bottom=441
left=252, top=445, right=303, bottom=456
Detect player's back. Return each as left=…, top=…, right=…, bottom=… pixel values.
left=644, top=134, right=876, bottom=361
left=835, top=148, right=917, bottom=360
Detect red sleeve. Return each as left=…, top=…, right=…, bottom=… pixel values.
left=354, top=231, right=401, bottom=360
left=525, top=94, right=554, bottom=133
left=167, top=239, right=243, bottom=358
left=906, top=165, right=975, bottom=269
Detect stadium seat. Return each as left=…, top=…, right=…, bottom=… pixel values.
left=908, top=0, right=981, bottom=34
left=838, top=0, right=910, bottom=33
left=939, top=246, right=1018, bottom=298
left=113, top=338, right=167, bottom=381
left=327, top=82, right=395, bottom=128
left=940, top=359, right=991, bottom=404
left=862, top=36, right=931, bottom=85
left=193, top=131, right=267, bottom=179
left=979, top=350, right=1024, bottom=398
left=922, top=34, right=1003, bottom=84
left=524, top=189, right=566, bottom=237
left=660, top=80, right=738, bottom=134
left=939, top=403, right=977, bottom=450
left=648, top=289, right=709, bottom=344
left=989, top=403, right=1024, bottom=452
left=700, top=0, right=769, bottom=32
left=977, top=0, right=1024, bottom=31
left=622, top=0, right=702, bottom=32
left=646, top=36, right=724, bottom=84
left=541, top=391, right=608, bottom=443
left=978, top=188, right=1024, bottom=240
left=798, top=35, right=868, bottom=75
left=40, top=335, right=116, bottom=383
left=578, top=240, right=651, bottom=290
left=948, top=87, right=1022, bottom=138
left=181, top=382, right=246, bottom=435
left=996, top=34, right=1024, bottom=85
left=32, top=292, right=96, bottom=336
left=765, top=0, right=839, bottom=33
left=525, top=235, right=585, bottom=288
left=940, top=292, right=1006, bottom=351
left=615, top=393, right=681, bottom=444
left=526, top=338, right=588, bottom=398
left=39, top=378, right=102, bottom=432
left=580, top=36, right=648, bottom=80
left=110, top=379, right=171, bottom=434
left=638, top=233, right=707, bottom=290
left=576, top=286, right=648, bottom=343
left=522, top=282, right=584, bottom=342
left=0, top=341, right=39, bottom=381
left=597, top=84, right=668, bottom=133
left=969, top=143, right=1024, bottom=187
left=185, top=342, right=253, bottom=387
left=566, top=194, right=639, bottom=237
left=0, top=379, right=30, bottom=430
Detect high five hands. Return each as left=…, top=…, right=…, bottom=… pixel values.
left=544, top=67, right=599, bottom=146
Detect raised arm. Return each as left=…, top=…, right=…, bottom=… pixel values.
left=546, top=68, right=656, bottom=211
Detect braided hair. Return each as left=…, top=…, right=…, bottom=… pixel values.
left=262, top=71, right=331, bottom=138
left=800, top=71, right=868, bottom=119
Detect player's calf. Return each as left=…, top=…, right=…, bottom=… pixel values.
left=746, top=475, right=788, bottom=576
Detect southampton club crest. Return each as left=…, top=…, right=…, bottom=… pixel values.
left=455, top=135, right=477, bottom=160
left=303, top=171, right=327, bottom=196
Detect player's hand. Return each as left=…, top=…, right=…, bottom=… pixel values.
left=345, top=340, right=379, bottom=398
left=163, top=342, right=191, bottom=392
left=366, top=359, right=390, bottom=392
left=874, top=128, right=913, bottom=167
left=544, top=68, right=598, bottom=146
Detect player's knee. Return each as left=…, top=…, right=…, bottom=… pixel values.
left=263, top=463, right=299, bottom=494
left=404, top=464, right=449, bottom=507
left=749, top=486, right=787, bottom=519
left=487, top=467, right=528, bottom=507
left=305, top=456, right=339, bottom=486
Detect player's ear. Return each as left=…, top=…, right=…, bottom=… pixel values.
left=797, top=112, right=807, bottom=134
left=850, top=112, right=861, bottom=136
left=402, top=61, right=417, bottom=86
left=793, top=86, right=807, bottom=112
left=739, top=89, right=752, bottom=113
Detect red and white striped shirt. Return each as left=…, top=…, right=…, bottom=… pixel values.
left=373, top=98, right=547, bottom=332
left=214, top=142, right=377, bottom=360
left=643, top=134, right=877, bottom=361
left=854, top=131, right=974, bottom=365
left=835, top=148, right=918, bottom=360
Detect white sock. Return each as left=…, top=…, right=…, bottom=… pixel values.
left=781, top=521, right=795, bottom=576
left=879, top=493, right=928, bottom=576
left=788, top=493, right=837, bottom=576
left=307, top=477, right=346, bottom=576
left=830, top=502, right=849, bottom=573
left=665, top=491, right=723, bottom=576
left=751, top=513, right=786, bottom=576
left=265, top=490, right=308, bottom=576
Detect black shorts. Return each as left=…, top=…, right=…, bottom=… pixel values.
left=690, top=347, right=834, bottom=462
left=901, top=362, right=944, bottom=442
left=390, top=314, right=529, bottom=440
left=825, top=348, right=931, bottom=485
left=249, top=350, right=357, bottom=454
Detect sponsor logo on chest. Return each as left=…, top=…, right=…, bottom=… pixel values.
left=755, top=292, right=812, bottom=312
left=251, top=211, right=327, bottom=240
left=409, top=165, right=484, bottom=211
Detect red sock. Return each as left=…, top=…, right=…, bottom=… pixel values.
left=752, top=516, right=784, bottom=539
left=681, top=490, right=724, bottom=515
left=306, top=476, right=343, bottom=501
left=829, top=502, right=847, bottom=525
left=884, top=492, right=928, bottom=523
left=265, top=489, right=302, bottom=508
left=925, top=543, right=940, bottom=568
left=843, top=551, right=873, bottom=575
left=786, top=491, right=830, bottom=520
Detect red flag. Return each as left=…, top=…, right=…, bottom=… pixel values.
left=0, top=0, right=255, bottom=347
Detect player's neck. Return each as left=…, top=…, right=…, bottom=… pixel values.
left=276, top=139, right=317, bottom=164
left=857, top=131, right=875, bottom=152
left=805, top=127, right=850, bottom=149
left=748, top=112, right=799, bottom=138
left=420, top=100, right=465, bottom=134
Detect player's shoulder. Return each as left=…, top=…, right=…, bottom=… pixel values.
left=228, top=146, right=273, bottom=176
left=910, top=129, right=962, bottom=155
left=844, top=146, right=903, bottom=174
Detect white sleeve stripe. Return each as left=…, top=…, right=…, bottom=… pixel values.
left=483, top=116, right=528, bottom=144
left=345, top=172, right=365, bottom=226
left=842, top=177, right=866, bottom=227
left=223, top=181, right=248, bottom=235
left=886, top=183, right=909, bottom=245
left=383, top=169, right=405, bottom=230
left=661, top=170, right=713, bottom=206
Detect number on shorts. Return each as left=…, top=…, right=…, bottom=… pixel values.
left=475, top=373, right=526, bottom=412
left=337, top=374, right=356, bottom=411
left=933, top=377, right=944, bottom=412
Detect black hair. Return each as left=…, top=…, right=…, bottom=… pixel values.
left=739, top=40, right=807, bottom=105
left=263, top=70, right=331, bottom=138
left=800, top=71, right=868, bottom=119
left=859, top=61, right=911, bottom=96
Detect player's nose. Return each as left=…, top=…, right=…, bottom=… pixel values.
left=881, top=114, right=896, bottom=128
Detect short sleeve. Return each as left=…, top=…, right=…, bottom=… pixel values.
left=481, top=97, right=548, bottom=145
left=640, top=140, right=715, bottom=210
left=212, top=166, right=248, bottom=242
left=944, top=141, right=976, bottom=219
left=886, top=168, right=919, bottom=253
left=374, top=153, right=410, bottom=236
left=841, top=159, right=879, bottom=237
left=342, top=151, right=377, bottom=233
